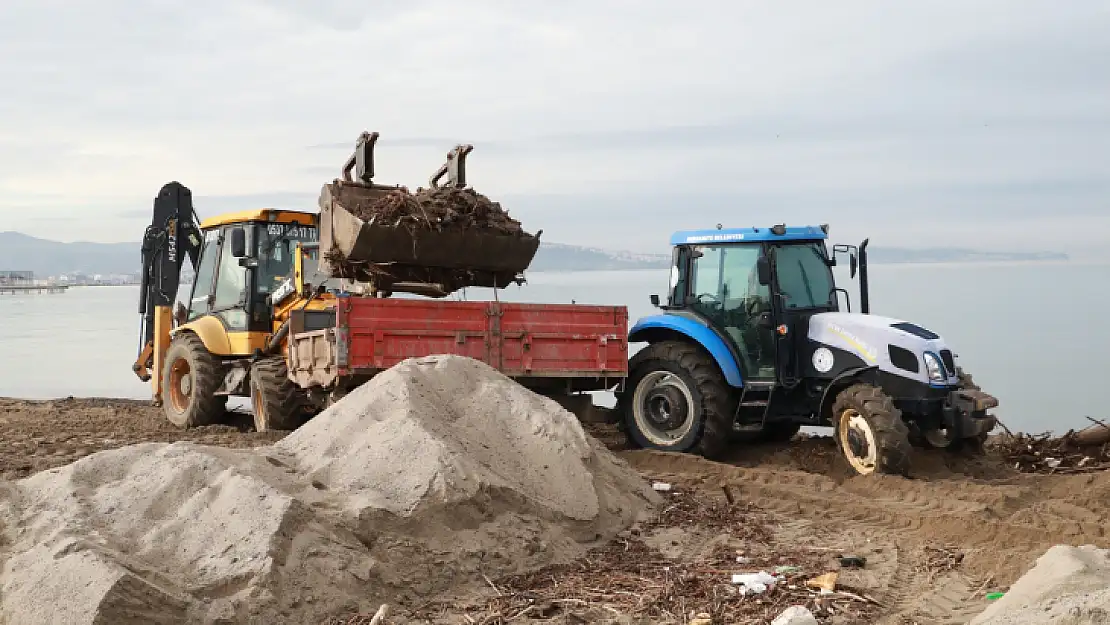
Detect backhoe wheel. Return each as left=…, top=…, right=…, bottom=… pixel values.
left=250, top=356, right=305, bottom=432
left=162, top=333, right=226, bottom=429
left=832, top=384, right=912, bottom=476
left=618, top=341, right=733, bottom=459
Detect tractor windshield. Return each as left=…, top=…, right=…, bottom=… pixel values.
left=255, top=222, right=319, bottom=295
left=773, top=242, right=835, bottom=309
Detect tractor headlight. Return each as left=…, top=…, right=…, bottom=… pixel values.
left=923, top=352, right=946, bottom=383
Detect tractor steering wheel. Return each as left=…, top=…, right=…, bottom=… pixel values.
left=694, top=292, right=723, bottom=308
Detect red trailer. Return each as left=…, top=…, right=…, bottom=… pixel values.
left=286, top=296, right=628, bottom=415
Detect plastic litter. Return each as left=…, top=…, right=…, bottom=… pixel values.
left=731, top=571, right=780, bottom=595
left=806, top=572, right=838, bottom=593
left=651, top=482, right=672, bottom=492
left=986, top=592, right=1005, bottom=601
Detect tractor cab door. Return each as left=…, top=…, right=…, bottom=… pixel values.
left=688, top=243, right=777, bottom=381
left=765, top=241, right=838, bottom=386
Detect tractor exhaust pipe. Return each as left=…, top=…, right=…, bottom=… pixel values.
left=858, top=238, right=871, bottom=314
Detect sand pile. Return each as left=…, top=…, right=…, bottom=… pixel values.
left=0, top=355, right=657, bottom=625
left=972, top=545, right=1110, bottom=625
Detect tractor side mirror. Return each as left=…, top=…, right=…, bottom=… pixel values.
left=849, top=252, right=858, bottom=279
left=756, top=256, right=772, bottom=286
left=650, top=294, right=661, bottom=307
left=229, top=227, right=247, bottom=258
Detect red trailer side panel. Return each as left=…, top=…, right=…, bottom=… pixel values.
left=334, top=297, right=627, bottom=379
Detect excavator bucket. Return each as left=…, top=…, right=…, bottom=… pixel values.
left=318, top=132, right=541, bottom=295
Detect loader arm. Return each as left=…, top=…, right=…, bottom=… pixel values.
left=132, top=182, right=203, bottom=398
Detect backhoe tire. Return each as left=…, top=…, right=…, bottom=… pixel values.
left=250, top=356, right=306, bottom=432
left=617, top=341, right=734, bottom=459
left=832, top=383, right=912, bottom=476
left=162, top=333, right=226, bottom=429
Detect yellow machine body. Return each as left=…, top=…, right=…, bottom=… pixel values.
left=137, top=207, right=334, bottom=404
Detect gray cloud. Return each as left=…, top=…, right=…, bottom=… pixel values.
left=0, top=0, right=1107, bottom=257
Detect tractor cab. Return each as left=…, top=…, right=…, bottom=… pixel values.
left=654, top=224, right=853, bottom=387
left=621, top=224, right=999, bottom=477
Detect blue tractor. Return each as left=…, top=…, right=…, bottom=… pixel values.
left=617, top=224, right=1000, bottom=476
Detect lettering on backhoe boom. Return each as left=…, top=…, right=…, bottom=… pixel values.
left=167, top=219, right=177, bottom=263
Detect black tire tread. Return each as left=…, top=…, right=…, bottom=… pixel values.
left=832, top=383, right=912, bottom=476
left=619, top=341, right=734, bottom=458
left=250, top=356, right=305, bottom=432
left=162, top=333, right=226, bottom=429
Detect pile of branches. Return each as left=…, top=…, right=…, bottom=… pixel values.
left=410, top=489, right=880, bottom=624
left=920, top=544, right=965, bottom=583
left=990, top=418, right=1110, bottom=474
left=334, top=184, right=527, bottom=236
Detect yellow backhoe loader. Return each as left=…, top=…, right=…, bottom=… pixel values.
left=131, top=131, right=541, bottom=431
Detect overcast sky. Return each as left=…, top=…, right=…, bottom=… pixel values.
left=1, top=0, right=1107, bottom=254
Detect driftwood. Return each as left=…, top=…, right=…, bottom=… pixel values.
left=1074, top=417, right=1110, bottom=447
left=990, top=418, right=1110, bottom=474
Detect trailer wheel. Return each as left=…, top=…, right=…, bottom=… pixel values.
left=162, top=333, right=227, bottom=429
left=832, top=383, right=911, bottom=476
left=618, top=341, right=733, bottom=458
left=250, top=356, right=306, bottom=432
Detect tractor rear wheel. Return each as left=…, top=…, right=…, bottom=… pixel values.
left=162, top=333, right=227, bottom=429
left=618, top=341, right=734, bottom=459
left=250, top=356, right=306, bottom=432
left=832, top=383, right=912, bottom=476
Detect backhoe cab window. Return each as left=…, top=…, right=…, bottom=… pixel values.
left=187, top=229, right=220, bottom=320
left=773, top=242, right=835, bottom=309
left=255, top=223, right=318, bottom=295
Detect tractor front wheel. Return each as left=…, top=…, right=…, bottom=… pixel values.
left=162, top=333, right=227, bottom=429
left=832, top=384, right=912, bottom=476
left=618, top=341, right=734, bottom=458
left=250, top=356, right=306, bottom=432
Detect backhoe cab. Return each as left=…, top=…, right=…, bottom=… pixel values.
left=619, top=224, right=1000, bottom=476
left=136, top=204, right=329, bottom=431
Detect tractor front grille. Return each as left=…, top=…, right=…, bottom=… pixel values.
left=939, top=350, right=956, bottom=376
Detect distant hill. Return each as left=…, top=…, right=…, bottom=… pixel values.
left=0, top=232, right=138, bottom=277
left=0, top=231, right=1069, bottom=278
left=528, top=242, right=669, bottom=271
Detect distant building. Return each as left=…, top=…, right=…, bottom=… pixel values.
left=0, top=271, right=34, bottom=285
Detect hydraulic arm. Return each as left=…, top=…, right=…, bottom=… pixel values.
left=132, top=182, right=203, bottom=396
